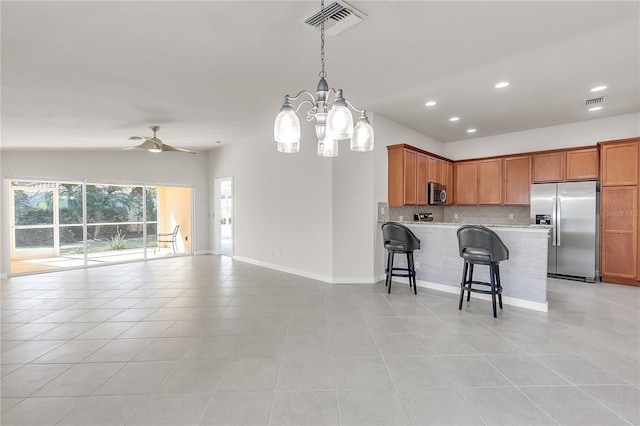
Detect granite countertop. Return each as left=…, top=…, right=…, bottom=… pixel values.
left=379, top=220, right=553, bottom=230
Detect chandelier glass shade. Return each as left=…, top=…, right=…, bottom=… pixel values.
left=274, top=0, right=374, bottom=157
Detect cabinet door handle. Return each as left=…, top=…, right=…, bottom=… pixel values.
left=557, top=196, right=562, bottom=247
left=552, top=196, right=557, bottom=246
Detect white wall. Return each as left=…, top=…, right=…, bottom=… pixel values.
left=444, top=112, right=640, bottom=160
left=0, top=150, right=210, bottom=276
left=209, top=128, right=334, bottom=281
left=331, top=143, right=375, bottom=282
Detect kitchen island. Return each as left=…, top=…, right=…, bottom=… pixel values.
left=382, top=222, right=551, bottom=312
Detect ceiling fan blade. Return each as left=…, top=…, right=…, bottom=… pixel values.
left=161, top=143, right=197, bottom=154
left=125, top=127, right=195, bottom=154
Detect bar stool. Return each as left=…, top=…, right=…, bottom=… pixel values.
left=382, top=222, right=421, bottom=294
left=456, top=225, right=509, bottom=318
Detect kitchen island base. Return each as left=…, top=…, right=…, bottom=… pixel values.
left=381, top=223, right=551, bottom=312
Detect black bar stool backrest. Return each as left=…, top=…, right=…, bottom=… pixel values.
left=457, top=225, right=509, bottom=263
left=382, top=222, right=421, bottom=252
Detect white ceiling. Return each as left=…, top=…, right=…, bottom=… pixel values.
left=2, top=1, right=639, bottom=152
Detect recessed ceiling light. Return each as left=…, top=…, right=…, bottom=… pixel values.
left=214, top=140, right=222, bottom=144
left=495, top=81, right=510, bottom=89
left=590, top=85, right=607, bottom=92
left=588, top=106, right=603, bottom=112
left=467, top=128, right=477, bottom=133
left=449, top=117, right=460, bottom=122
left=425, top=100, right=437, bottom=107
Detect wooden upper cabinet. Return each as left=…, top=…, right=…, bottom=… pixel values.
left=441, top=161, right=453, bottom=205
left=389, top=146, right=434, bottom=206
left=503, top=155, right=531, bottom=205
left=477, top=159, right=503, bottom=205
left=388, top=146, right=416, bottom=206
left=403, top=149, right=417, bottom=205
left=600, top=140, right=638, bottom=186
left=566, top=148, right=599, bottom=180
left=428, top=157, right=442, bottom=184
left=455, top=161, right=478, bottom=205
left=417, top=153, right=429, bottom=205
left=533, top=152, right=565, bottom=182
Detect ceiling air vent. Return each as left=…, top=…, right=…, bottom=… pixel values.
left=585, top=96, right=606, bottom=107
left=302, top=1, right=367, bottom=36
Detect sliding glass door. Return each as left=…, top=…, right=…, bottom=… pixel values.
left=8, top=179, right=191, bottom=275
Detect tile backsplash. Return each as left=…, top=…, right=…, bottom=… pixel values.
left=388, top=205, right=444, bottom=222
left=444, top=205, right=530, bottom=225
left=386, top=205, right=530, bottom=225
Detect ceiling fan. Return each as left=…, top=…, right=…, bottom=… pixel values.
left=124, top=125, right=197, bottom=154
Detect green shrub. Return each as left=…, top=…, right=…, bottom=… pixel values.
left=108, top=228, right=127, bottom=250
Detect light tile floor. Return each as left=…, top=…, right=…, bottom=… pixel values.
left=1, top=255, right=639, bottom=425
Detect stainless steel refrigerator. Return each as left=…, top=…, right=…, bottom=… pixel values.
left=530, top=181, right=598, bottom=282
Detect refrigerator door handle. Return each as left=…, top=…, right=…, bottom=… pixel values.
left=551, top=196, right=557, bottom=246
left=557, top=196, right=561, bottom=247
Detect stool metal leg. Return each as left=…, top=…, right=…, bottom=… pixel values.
left=385, top=251, right=392, bottom=288
left=408, top=252, right=417, bottom=295
left=467, top=263, right=474, bottom=301
left=387, top=251, right=394, bottom=294
left=406, top=252, right=412, bottom=291
left=490, top=263, right=497, bottom=318
left=495, top=264, right=503, bottom=309
left=459, top=261, right=468, bottom=310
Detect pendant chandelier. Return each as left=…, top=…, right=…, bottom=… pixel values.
left=273, top=0, right=374, bottom=157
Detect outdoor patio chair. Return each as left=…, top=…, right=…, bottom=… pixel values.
left=155, top=225, right=180, bottom=254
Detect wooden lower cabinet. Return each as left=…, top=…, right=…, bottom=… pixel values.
left=600, top=186, right=638, bottom=284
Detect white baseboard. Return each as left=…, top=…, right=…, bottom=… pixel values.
left=232, top=256, right=333, bottom=283
left=194, top=250, right=216, bottom=255
left=331, top=276, right=377, bottom=284
left=231, top=256, right=377, bottom=284
left=415, top=279, right=548, bottom=312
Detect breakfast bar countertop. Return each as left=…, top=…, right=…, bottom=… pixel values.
left=379, top=220, right=553, bottom=231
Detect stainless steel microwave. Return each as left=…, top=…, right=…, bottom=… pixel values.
left=428, top=182, right=447, bottom=205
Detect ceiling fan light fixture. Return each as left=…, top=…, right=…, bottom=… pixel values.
left=125, top=126, right=197, bottom=154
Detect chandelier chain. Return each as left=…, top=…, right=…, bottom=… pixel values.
left=319, top=0, right=326, bottom=78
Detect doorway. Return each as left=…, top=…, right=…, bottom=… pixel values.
left=215, top=177, right=233, bottom=257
